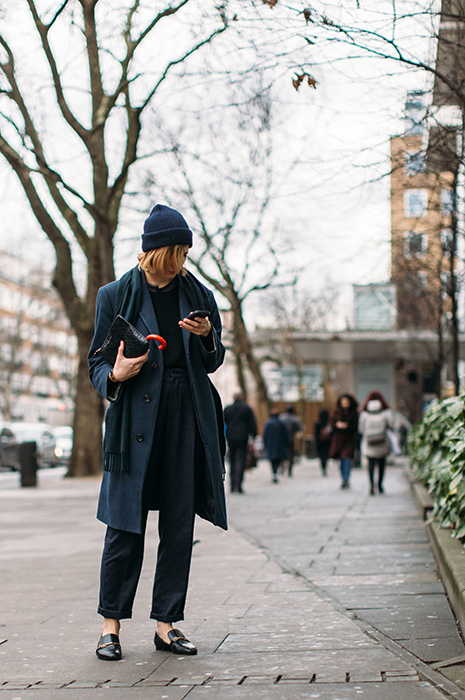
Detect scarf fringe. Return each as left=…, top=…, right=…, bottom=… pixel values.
left=103, top=452, right=129, bottom=473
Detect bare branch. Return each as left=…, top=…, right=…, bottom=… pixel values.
left=0, top=134, right=82, bottom=325
left=25, top=0, right=89, bottom=142
left=78, top=0, right=105, bottom=128
left=131, top=0, right=191, bottom=52
left=47, top=0, right=70, bottom=29
left=108, top=96, right=142, bottom=227
left=140, top=20, right=229, bottom=112
left=0, top=37, right=92, bottom=255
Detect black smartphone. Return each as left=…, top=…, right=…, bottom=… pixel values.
left=185, top=309, right=209, bottom=320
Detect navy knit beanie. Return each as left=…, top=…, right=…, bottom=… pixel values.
left=142, top=204, right=193, bottom=251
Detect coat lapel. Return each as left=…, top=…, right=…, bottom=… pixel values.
left=178, top=279, right=192, bottom=356
left=138, top=276, right=159, bottom=336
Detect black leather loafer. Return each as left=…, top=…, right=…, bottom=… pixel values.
left=154, top=628, right=197, bottom=655
left=96, top=633, right=122, bottom=661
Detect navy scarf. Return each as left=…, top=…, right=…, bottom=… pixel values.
left=103, top=267, right=210, bottom=472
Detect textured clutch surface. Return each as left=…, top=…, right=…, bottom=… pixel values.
left=99, top=315, right=149, bottom=366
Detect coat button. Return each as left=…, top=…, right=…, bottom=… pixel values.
left=151, top=362, right=159, bottom=369
left=136, top=434, right=144, bottom=442
left=143, top=395, right=151, bottom=403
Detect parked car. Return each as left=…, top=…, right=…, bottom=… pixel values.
left=52, top=426, right=73, bottom=465
left=0, top=423, right=19, bottom=470
left=4, top=422, right=59, bottom=469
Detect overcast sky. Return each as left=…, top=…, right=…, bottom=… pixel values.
left=0, top=0, right=439, bottom=327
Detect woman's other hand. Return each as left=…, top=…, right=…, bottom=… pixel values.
left=112, top=341, right=149, bottom=382
left=179, top=315, right=212, bottom=337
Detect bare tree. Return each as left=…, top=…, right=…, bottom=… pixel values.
left=255, top=284, right=338, bottom=420
left=0, top=1, right=233, bottom=475
left=263, top=0, right=465, bottom=392
left=141, top=86, right=301, bottom=425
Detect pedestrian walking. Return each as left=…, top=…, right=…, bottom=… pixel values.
left=263, top=410, right=289, bottom=483
left=224, top=392, right=257, bottom=493
left=88, top=204, right=227, bottom=661
left=329, top=394, right=359, bottom=489
left=359, top=390, right=391, bottom=495
left=279, top=405, right=303, bottom=476
left=314, top=407, right=332, bottom=476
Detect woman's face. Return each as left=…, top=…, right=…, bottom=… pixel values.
left=340, top=396, right=351, bottom=410
left=166, top=246, right=189, bottom=277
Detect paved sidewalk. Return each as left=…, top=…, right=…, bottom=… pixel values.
left=1, top=457, right=465, bottom=699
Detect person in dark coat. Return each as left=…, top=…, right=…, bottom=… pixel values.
left=224, top=392, right=257, bottom=493
left=329, top=394, right=359, bottom=489
left=279, top=405, right=303, bottom=476
left=314, top=408, right=331, bottom=476
left=263, top=410, right=289, bottom=483
left=88, top=204, right=226, bottom=661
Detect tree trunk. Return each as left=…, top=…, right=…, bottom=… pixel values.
left=66, top=338, right=104, bottom=478
left=231, top=301, right=271, bottom=427
left=232, top=333, right=248, bottom=400
left=55, top=234, right=114, bottom=477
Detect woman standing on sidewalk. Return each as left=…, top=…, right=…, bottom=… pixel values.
left=359, top=390, right=391, bottom=495
left=88, top=204, right=227, bottom=661
left=329, top=394, right=359, bottom=489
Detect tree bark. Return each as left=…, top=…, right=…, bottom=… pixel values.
left=231, top=300, right=271, bottom=426
left=67, top=339, right=104, bottom=477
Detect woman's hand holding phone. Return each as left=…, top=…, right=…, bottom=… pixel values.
left=179, top=310, right=211, bottom=337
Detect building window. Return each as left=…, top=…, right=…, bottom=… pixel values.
left=441, top=188, right=453, bottom=216
left=404, top=189, right=428, bottom=217
left=266, top=365, right=324, bottom=402
left=404, top=231, right=427, bottom=257
left=404, top=150, right=426, bottom=175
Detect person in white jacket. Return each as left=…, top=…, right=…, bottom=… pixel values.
left=359, top=391, right=391, bottom=495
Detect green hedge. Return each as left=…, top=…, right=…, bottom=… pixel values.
left=409, top=393, right=465, bottom=540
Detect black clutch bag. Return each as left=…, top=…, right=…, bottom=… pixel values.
left=98, top=315, right=166, bottom=366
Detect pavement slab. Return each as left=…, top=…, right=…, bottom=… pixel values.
left=1, top=458, right=465, bottom=699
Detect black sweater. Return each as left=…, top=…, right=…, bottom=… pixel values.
left=149, top=277, right=186, bottom=369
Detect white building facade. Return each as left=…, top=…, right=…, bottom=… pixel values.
left=0, top=252, right=77, bottom=424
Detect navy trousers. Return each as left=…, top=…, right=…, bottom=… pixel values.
left=98, top=369, right=202, bottom=623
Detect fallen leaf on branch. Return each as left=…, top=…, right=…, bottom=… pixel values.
left=262, top=0, right=278, bottom=6
left=303, top=8, right=312, bottom=22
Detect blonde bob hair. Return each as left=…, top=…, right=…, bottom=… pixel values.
left=137, top=244, right=189, bottom=278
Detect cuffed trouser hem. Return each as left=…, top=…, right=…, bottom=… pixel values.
left=150, top=612, right=184, bottom=622
left=98, top=606, right=133, bottom=619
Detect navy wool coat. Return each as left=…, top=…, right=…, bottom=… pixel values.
left=88, top=270, right=227, bottom=534
left=263, top=415, right=289, bottom=462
